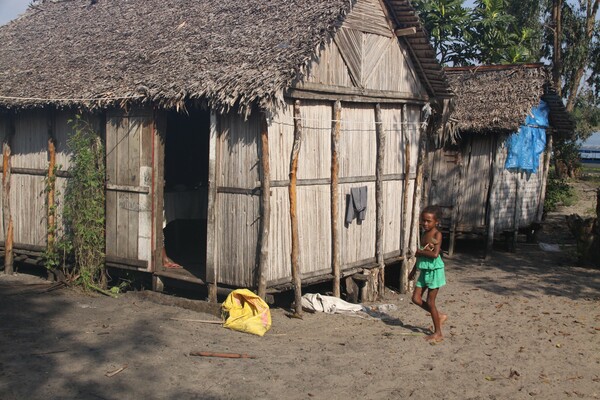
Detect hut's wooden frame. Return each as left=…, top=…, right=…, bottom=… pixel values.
left=424, top=65, right=573, bottom=257
left=0, top=0, right=453, bottom=299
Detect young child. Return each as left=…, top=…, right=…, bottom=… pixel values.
left=408, top=205, right=447, bottom=342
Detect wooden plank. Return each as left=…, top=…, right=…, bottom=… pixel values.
left=331, top=100, right=341, bottom=297
left=257, top=113, right=270, bottom=299
left=375, top=104, right=385, bottom=297
left=127, top=118, right=141, bottom=260
left=485, top=136, right=500, bottom=258
left=512, top=173, right=521, bottom=252
left=290, top=82, right=428, bottom=102
left=115, top=116, right=130, bottom=259
left=536, top=134, right=552, bottom=222
left=0, top=167, right=70, bottom=178
left=105, top=116, right=118, bottom=260
left=206, top=111, right=219, bottom=302
left=270, top=173, right=413, bottom=188
left=47, top=134, right=56, bottom=254
left=289, top=100, right=303, bottom=316
left=105, top=183, right=150, bottom=194
left=408, top=109, right=427, bottom=262
left=400, top=104, right=410, bottom=293
left=395, top=27, right=417, bottom=36
left=2, top=117, right=13, bottom=274
left=152, top=112, right=166, bottom=273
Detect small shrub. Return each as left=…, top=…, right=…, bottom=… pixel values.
left=63, top=115, right=106, bottom=290
left=544, top=175, right=575, bottom=212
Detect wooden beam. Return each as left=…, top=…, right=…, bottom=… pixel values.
left=536, top=134, right=552, bottom=222
left=289, top=82, right=429, bottom=103
left=289, top=100, right=303, bottom=317
left=375, top=104, right=386, bottom=298
left=47, top=110, right=56, bottom=257
left=257, top=113, right=271, bottom=300
left=511, top=172, right=522, bottom=252
left=3, top=115, right=14, bottom=274
left=485, top=136, right=500, bottom=259
left=400, top=104, right=411, bottom=294
left=409, top=111, right=427, bottom=266
left=206, top=111, right=219, bottom=302
left=395, top=27, right=417, bottom=37
left=331, top=100, right=341, bottom=298
left=151, top=112, right=166, bottom=291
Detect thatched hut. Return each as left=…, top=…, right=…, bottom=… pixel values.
left=0, top=0, right=451, bottom=299
left=424, top=64, right=573, bottom=256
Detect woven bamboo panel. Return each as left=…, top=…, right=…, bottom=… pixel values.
left=343, top=0, right=394, bottom=37
left=10, top=111, right=48, bottom=246
left=266, top=186, right=291, bottom=283
left=218, top=112, right=260, bottom=189
left=297, top=101, right=332, bottom=180
left=339, top=104, right=376, bottom=177
left=216, top=192, right=260, bottom=287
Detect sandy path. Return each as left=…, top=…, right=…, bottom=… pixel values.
left=1, top=179, right=599, bottom=399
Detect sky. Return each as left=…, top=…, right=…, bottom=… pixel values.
left=0, top=0, right=29, bottom=26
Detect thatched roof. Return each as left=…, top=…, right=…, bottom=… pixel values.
left=444, top=64, right=573, bottom=137
left=0, top=0, right=450, bottom=113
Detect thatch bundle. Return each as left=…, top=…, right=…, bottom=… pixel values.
left=0, top=0, right=354, bottom=112
left=444, top=64, right=572, bottom=137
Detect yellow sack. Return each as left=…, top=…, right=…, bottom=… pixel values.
left=222, top=289, right=272, bottom=336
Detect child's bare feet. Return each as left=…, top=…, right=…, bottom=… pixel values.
left=440, top=313, right=448, bottom=326
left=425, top=333, right=443, bottom=342
left=428, top=314, right=448, bottom=333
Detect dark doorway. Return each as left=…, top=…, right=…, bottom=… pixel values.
left=162, top=109, right=210, bottom=279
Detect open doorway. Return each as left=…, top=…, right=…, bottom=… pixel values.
left=162, top=109, right=210, bottom=279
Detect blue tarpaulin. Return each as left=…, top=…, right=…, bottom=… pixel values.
left=505, top=100, right=549, bottom=173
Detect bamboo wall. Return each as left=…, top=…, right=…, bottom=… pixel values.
left=10, top=111, right=48, bottom=247
left=427, top=134, right=546, bottom=235
left=304, top=0, right=425, bottom=96
left=105, top=111, right=154, bottom=266
left=0, top=110, right=86, bottom=250
left=491, top=137, right=545, bottom=232
left=265, top=99, right=421, bottom=285
left=0, top=116, right=7, bottom=243
left=214, top=112, right=261, bottom=287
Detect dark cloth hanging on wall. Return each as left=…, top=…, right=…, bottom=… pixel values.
left=345, top=186, right=368, bottom=225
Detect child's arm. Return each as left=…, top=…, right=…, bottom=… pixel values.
left=408, top=265, right=417, bottom=281
left=415, top=231, right=442, bottom=258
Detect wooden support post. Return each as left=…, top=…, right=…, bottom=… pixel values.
left=257, top=113, right=271, bottom=300
left=47, top=112, right=57, bottom=255
left=344, top=276, right=359, bottom=304
left=289, top=100, right=303, bottom=316
left=400, top=104, right=411, bottom=294
left=485, top=138, right=500, bottom=259
left=206, top=111, right=219, bottom=302
left=448, top=150, right=461, bottom=258
left=511, top=173, right=522, bottom=252
left=409, top=116, right=427, bottom=260
left=374, top=104, right=385, bottom=298
left=331, top=101, right=341, bottom=298
left=152, top=112, right=166, bottom=284
left=3, top=116, right=14, bottom=274
left=536, top=134, right=552, bottom=222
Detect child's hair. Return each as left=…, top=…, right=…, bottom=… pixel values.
left=421, top=205, right=441, bottom=221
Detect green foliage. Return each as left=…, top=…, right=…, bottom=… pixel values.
left=413, top=0, right=539, bottom=65
left=572, top=89, right=600, bottom=142
left=544, top=174, right=576, bottom=211
left=63, top=115, right=106, bottom=290
left=412, top=0, right=473, bottom=65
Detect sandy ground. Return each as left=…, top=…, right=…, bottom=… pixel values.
left=1, top=182, right=599, bottom=400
